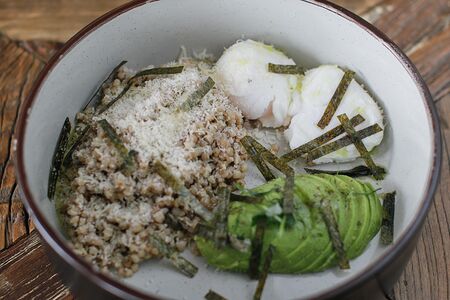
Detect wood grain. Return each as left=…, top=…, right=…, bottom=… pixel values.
left=0, top=34, right=61, bottom=251
left=371, top=6, right=450, bottom=299
left=0, top=0, right=129, bottom=41
left=0, top=1, right=448, bottom=299
left=0, top=231, right=73, bottom=300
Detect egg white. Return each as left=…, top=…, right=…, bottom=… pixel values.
left=215, top=39, right=301, bottom=127
left=285, top=65, right=384, bottom=163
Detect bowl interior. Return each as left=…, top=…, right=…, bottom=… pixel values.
left=20, top=0, right=435, bottom=299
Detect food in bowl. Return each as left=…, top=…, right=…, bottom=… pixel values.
left=48, top=39, right=395, bottom=299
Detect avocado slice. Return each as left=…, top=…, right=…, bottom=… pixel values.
left=300, top=175, right=351, bottom=272
left=312, top=174, right=370, bottom=271
left=333, top=175, right=372, bottom=257
left=195, top=174, right=383, bottom=274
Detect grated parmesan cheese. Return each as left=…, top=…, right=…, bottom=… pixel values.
left=96, top=63, right=236, bottom=178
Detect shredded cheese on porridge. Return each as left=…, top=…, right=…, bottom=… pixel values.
left=59, top=59, right=248, bottom=277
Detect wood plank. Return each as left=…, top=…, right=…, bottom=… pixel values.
left=409, top=28, right=450, bottom=103
left=333, top=0, right=385, bottom=14
left=0, top=203, right=7, bottom=250
left=373, top=0, right=450, bottom=53
left=390, top=23, right=450, bottom=300
left=395, top=96, right=450, bottom=300
left=0, top=0, right=129, bottom=41
left=0, top=231, right=73, bottom=300
left=0, top=34, right=54, bottom=250
left=8, top=186, right=28, bottom=244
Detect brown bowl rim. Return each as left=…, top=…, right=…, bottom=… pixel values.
left=15, top=0, right=442, bottom=299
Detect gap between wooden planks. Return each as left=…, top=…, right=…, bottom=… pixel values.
left=0, top=0, right=449, bottom=299
left=0, top=34, right=61, bottom=251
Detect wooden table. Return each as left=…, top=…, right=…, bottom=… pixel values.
left=0, top=1, right=448, bottom=299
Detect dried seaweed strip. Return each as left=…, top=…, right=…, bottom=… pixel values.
left=48, top=117, right=71, bottom=200
left=97, top=84, right=132, bottom=114
left=253, top=245, right=275, bottom=300
left=249, top=218, right=266, bottom=279
left=205, top=290, right=228, bottom=300
left=132, top=65, right=184, bottom=78
left=97, top=66, right=184, bottom=114
left=259, top=151, right=294, bottom=176
left=268, top=63, right=305, bottom=75
left=246, top=136, right=295, bottom=217
left=281, top=114, right=365, bottom=162
left=98, top=119, right=136, bottom=173
left=149, top=236, right=198, bottom=278
left=83, top=60, right=127, bottom=111
left=282, top=174, right=295, bottom=218
left=231, top=185, right=281, bottom=204
left=258, top=144, right=295, bottom=218
left=196, top=224, right=216, bottom=240
left=63, top=124, right=92, bottom=167
left=240, top=136, right=275, bottom=181
left=214, top=188, right=231, bottom=248
left=230, top=193, right=262, bottom=204
left=320, top=200, right=349, bottom=270
left=180, top=77, right=215, bottom=111
left=153, top=161, right=214, bottom=222
left=305, top=123, right=383, bottom=162
left=246, top=136, right=292, bottom=175
left=337, top=114, right=384, bottom=180
left=98, top=119, right=128, bottom=154
left=165, top=213, right=183, bottom=231
left=317, top=70, right=355, bottom=129
left=380, top=192, right=396, bottom=245
left=304, top=165, right=386, bottom=178
left=170, top=255, right=199, bottom=278
left=122, top=149, right=138, bottom=175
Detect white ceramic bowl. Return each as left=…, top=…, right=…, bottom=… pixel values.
left=16, top=0, right=441, bottom=299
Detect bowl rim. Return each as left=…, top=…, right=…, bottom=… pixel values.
left=15, top=0, right=442, bottom=299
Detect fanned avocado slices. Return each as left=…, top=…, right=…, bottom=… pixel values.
left=195, top=174, right=382, bottom=273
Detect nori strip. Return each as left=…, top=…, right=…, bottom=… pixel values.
left=317, top=70, right=355, bottom=129
left=153, top=161, right=214, bottom=222
left=268, top=63, right=305, bottom=75
left=167, top=214, right=200, bottom=233
left=240, top=136, right=275, bottom=181
left=165, top=213, right=183, bottom=231
left=320, top=200, right=349, bottom=269
left=380, top=192, right=396, bottom=245
left=97, top=84, right=132, bottom=114
left=305, top=123, right=383, bottom=162
left=97, top=65, right=184, bottom=114
left=281, top=114, right=365, bottom=162
left=253, top=245, right=275, bottom=300
left=48, top=117, right=71, bottom=200
left=149, top=236, right=198, bottom=278
left=337, top=114, right=384, bottom=180
left=205, top=290, right=228, bottom=300
left=282, top=174, right=295, bottom=219
left=249, top=218, right=266, bottom=279
left=180, top=77, right=215, bottom=111
left=230, top=193, right=262, bottom=204
left=214, top=188, right=231, bottom=248
left=196, top=223, right=216, bottom=240
left=63, top=124, right=92, bottom=167
left=82, top=60, right=127, bottom=111
left=132, top=65, right=184, bottom=78
left=304, top=165, right=387, bottom=178
left=98, top=119, right=136, bottom=172
left=122, top=149, right=138, bottom=176
left=98, top=119, right=128, bottom=156
left=246, top=136, right=295, bottom=217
